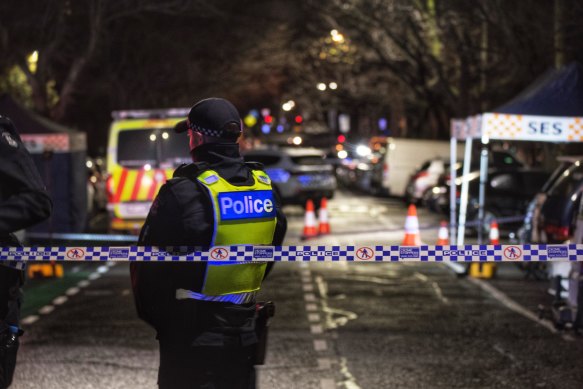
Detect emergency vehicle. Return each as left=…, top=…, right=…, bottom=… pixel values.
left=106, top=109, right=191, bottom=232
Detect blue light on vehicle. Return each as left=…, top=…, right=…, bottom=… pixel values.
left=262, top=124, right=271, bottom=134
left=265, top=168, right=290, bottom=183
left=378, top=117, right=388, bottom=131
left=297, top=175, right=312, bottom=185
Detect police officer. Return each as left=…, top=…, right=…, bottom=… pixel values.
left=0, top=116, right=52, bottom=388
left=130, top=98, right=287, bottom=389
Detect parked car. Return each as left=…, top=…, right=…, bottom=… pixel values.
left=404, top=158, right=451, bottom=204
left=518, top=156, right=581, bottom=244
left=242, top=147, right=337, bottom=206
left=367, top=136, right=462, bottom=197
left=425, top=151, right=524, bottom=211
left=427, top=168, right=550, bottom=234
left=532, top=157, right=583, bottom=243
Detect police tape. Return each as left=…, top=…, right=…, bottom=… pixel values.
left=0, top=244, right=582, bottom=262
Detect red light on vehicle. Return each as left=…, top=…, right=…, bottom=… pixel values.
left=413, top=171, right=429, bottom=180
left=337, top=134, right=346, bottom=143
left=264, top=115, right=273, bottom=124
left=294, top=115, right=303, bottom=124
left=544, top=224, right=571, bottom=242
left=106, top=175, right=115, bottom=203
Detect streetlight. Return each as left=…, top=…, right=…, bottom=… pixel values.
left=282, top=100, right=295, bottom=111
left=27, top=51, right=38, bottom=74
left=330, top=29, right=345, bottom=43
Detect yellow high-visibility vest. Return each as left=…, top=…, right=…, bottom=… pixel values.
left=195, top=169, right=277, bottom=299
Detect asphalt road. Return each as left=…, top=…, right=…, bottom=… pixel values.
left=10, top=191, right=583, bottom=388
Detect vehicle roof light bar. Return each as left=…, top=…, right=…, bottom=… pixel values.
left=112, top=108, right=190, bottom=120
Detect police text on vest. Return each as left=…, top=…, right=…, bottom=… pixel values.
left=218, top=190, right=276, bottom=220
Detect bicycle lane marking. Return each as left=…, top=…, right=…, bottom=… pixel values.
left=21, top=263, right=116, bottom=326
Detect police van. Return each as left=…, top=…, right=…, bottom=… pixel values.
left=106, top=109, right=191, bottom=232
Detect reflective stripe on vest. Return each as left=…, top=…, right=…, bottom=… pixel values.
left=196, top=169, right=277, bottom=297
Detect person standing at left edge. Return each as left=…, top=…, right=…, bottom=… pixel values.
left=0, top=116, right=52, bottom=388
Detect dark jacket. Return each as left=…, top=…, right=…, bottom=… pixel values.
left=0, top=116, right=52, bottom=246
left=130, top=143, right=286, bottom=338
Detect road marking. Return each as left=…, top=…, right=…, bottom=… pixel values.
left=306, top=303, right=319, bottom=312
left=39, top=305, right=55, bottom=315
left=65, top=287, right=80, bottom=296
left=431, top=282, right=450, bottom=305
left=318, top=358, right=332, bottom=370
left=310, top=324, right=323, bottom=334
left=467, top=277, right=572, bottom=340
left=23, top=264, right=113, bottom=329
left=308, top=313, right=321, bottom=322
left=303, top=284, right=314, bottom=292
left=304, top=293, right=316, bottom=302
left=315, top=276, right=357, bottom=329
left=314, top=339, right=327, bottom=351
left=493, top=344, right=518, bottom=363
left=320, top=378, right=336, bottom=389
left=339, top=357, right=362, bottom=389
left=346, top=275, right=394, bottom=285
left=78, top=280, right=90, bottom=288
left=21, top=315, right=39, bottom=325
left=52, top=296, right=68, bottom=305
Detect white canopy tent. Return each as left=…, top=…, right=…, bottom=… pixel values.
left=449, top=62, right=583, bottom=244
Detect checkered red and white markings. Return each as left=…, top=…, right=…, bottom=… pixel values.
left=0, top=245, right=581, bottom=262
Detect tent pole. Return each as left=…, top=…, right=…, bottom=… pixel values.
left=477, top=138, right=490, bottom=243
left=457, top=137, right=473, bottom=245
left=449, top=136, right=457, bottom=244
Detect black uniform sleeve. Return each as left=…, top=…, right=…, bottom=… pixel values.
left=0, top=126, right=52, bottom=235
left=272, top=188, right=287, bottom=245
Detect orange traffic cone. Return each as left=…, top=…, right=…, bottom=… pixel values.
left=402, top=204, right=421, bottom=246
left=436, top=221, right=449, bottom=245
left=302, top=199, right=318, bottom=239
left=318, top=197, right=331, bottom=235
left=489, top=220, right=500, bottom=245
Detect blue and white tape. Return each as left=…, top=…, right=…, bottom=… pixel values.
left=0, top=244, right=581, bottom=262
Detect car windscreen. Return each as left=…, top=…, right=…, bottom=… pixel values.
left=291, top=156, right=326, bottom=165
left=159, top=130, right=191, bottom=168
left=548, top=163, right=583, bottom=197
left=542, top=161, right=574, bottom=193
left=520, top=172, right=550, bottom=195
left=117, top=128, right=190, bottom=168
left=243, top=155, right=282, bottom=166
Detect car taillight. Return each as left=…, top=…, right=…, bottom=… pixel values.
left=544, top=223, right=571, bottom=242
left=106, top=175, right=115, bottom=203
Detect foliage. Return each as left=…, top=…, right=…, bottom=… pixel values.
left=1, top=0, right=583, bottom=153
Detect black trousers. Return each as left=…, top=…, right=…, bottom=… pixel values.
left=0, top=266, right=23, bottom=389
left=158, top=337, right=256, bottom=389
